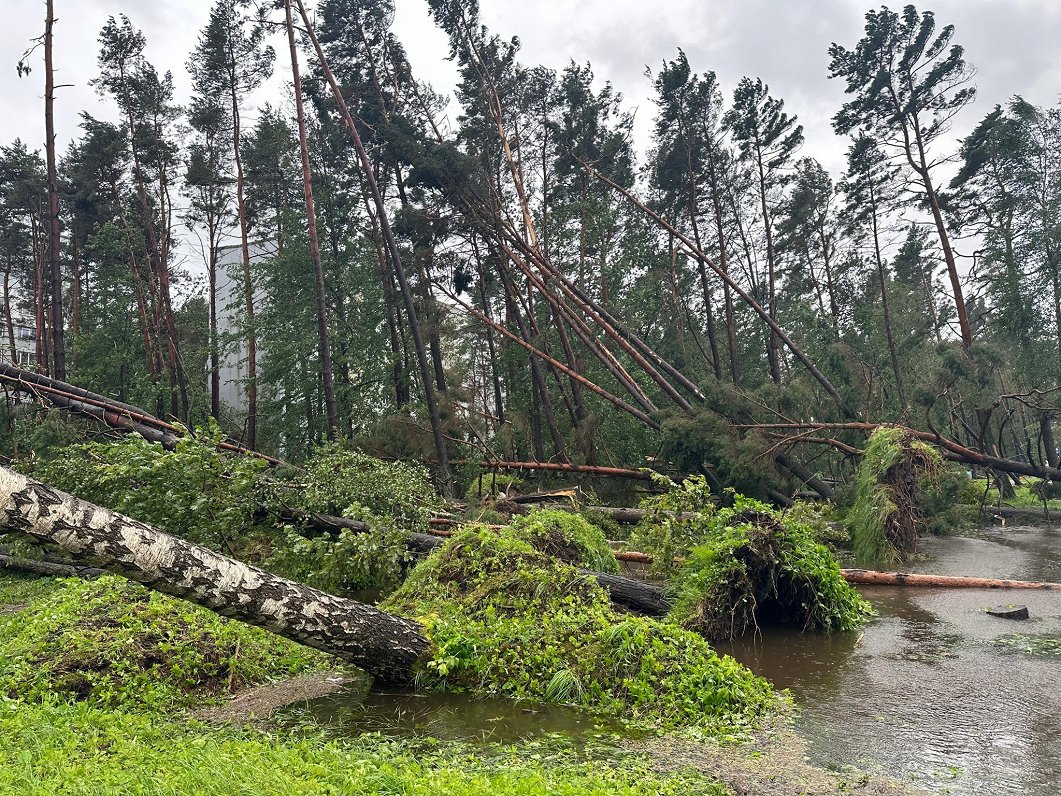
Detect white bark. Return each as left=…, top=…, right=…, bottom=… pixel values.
left=0, top=465, right=430, bottom=682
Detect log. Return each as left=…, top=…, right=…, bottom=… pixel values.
left=581, top=570, right=668, bottom=615
left=458, top=459, right=654, bottom=480
left=840, top=568, right=1061, bottom=591
left=980, top=506, right=1053, bottom=523
left=0, top=553, right=105, bottom=579
left=278, top=507, right=444, bottom=556
left=0, top=363, right=282, bottom=465
left=0, top=465, right=431, bottom=683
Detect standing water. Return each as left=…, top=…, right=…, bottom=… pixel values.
left=719, top=522, right=1061, bottom=796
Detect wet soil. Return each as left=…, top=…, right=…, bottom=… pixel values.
left=194, top=671, right=358, bottom=726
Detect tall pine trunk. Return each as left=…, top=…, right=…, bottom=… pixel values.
left=43, top=0, right=65, bottom=381
left=284, top=0, right=338, bottom=439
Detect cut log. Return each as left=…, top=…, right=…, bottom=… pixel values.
left=0, top=465, right=431, bottom=683
left=840, top=568, right=1061, bottom=591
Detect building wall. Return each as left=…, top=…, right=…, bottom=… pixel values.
left=212, top=241, right=275, bottom=414
left=2, top=323, right=38, bottom=368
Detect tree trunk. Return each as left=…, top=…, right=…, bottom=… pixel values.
left=869, top=192, right=905, bottom=407
left=284, top=0, right=338, bottom=440
left=840, top=568, right=1061, bottom=591
left=295, top=0, right=454, bottom=495
left=0, top=465, right=430, bottom=683
left=44, top=0, right=65, bottom=381
left=229, top=66, right=257, bottom=450
left=2, top=257, right=14, bottom=363
left=1040, top=413, right=1058, bottom=470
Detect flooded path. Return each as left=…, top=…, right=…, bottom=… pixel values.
left=720, top=522, right=1061, bottom=796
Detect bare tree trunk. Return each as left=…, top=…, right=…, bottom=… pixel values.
left=229, top=67, right=257, bottom=449
left=2, top=257, right=14, bottom=363
left=0, top=465, right=430, bottom=683
left=43, top=0, right=64, bottom=381
left=32, top=217, right=47, bottom=374
left=753, top=145, right=781, bottom=383
left=284, top=0, right=338, bottom=440
left=869, top=193, right=905, bottom=407
left=70, top=237, right=81, bottom=377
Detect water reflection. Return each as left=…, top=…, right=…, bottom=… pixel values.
left=282, top=688, right=633, bottom=746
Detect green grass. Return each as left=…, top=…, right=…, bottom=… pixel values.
left=0, top=572, right=59, bottom=606
left=0, top=700, right=731, bottom=796
left=0, top=576, right=329, bottom=711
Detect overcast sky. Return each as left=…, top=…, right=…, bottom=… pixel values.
left=3, top=0, right=1060, bottom=213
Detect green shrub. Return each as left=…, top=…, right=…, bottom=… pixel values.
left=31, top=433, right=439, bottom=593
left=285, top=444, right=444, bottom=532
left=630, top=474, right=718, bottom=575
left=383, top=527, right=775, bottom=730
left=0, top=576, right=327, bottom=710
left=36, top=422, right=267, bottom=549
left=666, top=496, right=871, bottom=641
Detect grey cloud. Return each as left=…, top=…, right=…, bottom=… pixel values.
left=3, top=0, right=1059, bottom=183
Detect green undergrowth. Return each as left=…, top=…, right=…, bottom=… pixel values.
left=383, top=524, right=776, bottom=731
left=0, top=700, right=731, bottom=796
left=507, top=509, right=619, bottom=574
left=0, top=576, right=328, bottom=711
left=630, top=474, right=720, bottom=575
left=0, top=573, right=59, bottom=607
left=463, top=473, right=524, bottom=503
left=665, top=496, right=872, bottom=642
left=980, top=477, right=1061, bottom=511
left=29, top=431, right=444, bottom=593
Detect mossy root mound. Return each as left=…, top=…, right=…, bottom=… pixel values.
left=667, top=498, right=871, bottom=642
left=0, top=576, right=327, bottom=710
left=507, top=508, right=620, bottom=574
left=848, top=426, right=942, bottom=561
left=383, top=524, right=775, bottom=730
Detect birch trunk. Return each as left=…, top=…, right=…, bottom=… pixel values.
left=0, top=466, right=430, bottom=683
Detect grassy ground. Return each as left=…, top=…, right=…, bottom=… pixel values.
left=0, top=700, right=730, bottom=796
left=0, top=573, right=732, bottom=795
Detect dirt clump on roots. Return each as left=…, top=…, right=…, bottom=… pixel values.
left=848, top=427, right=943, bottom=562
left=666, top=498, right=871, bottom=643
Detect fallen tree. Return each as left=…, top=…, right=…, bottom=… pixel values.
left=840, top=569, right=1061, bottom=591
left=0, top=465, right=430, bottom=683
